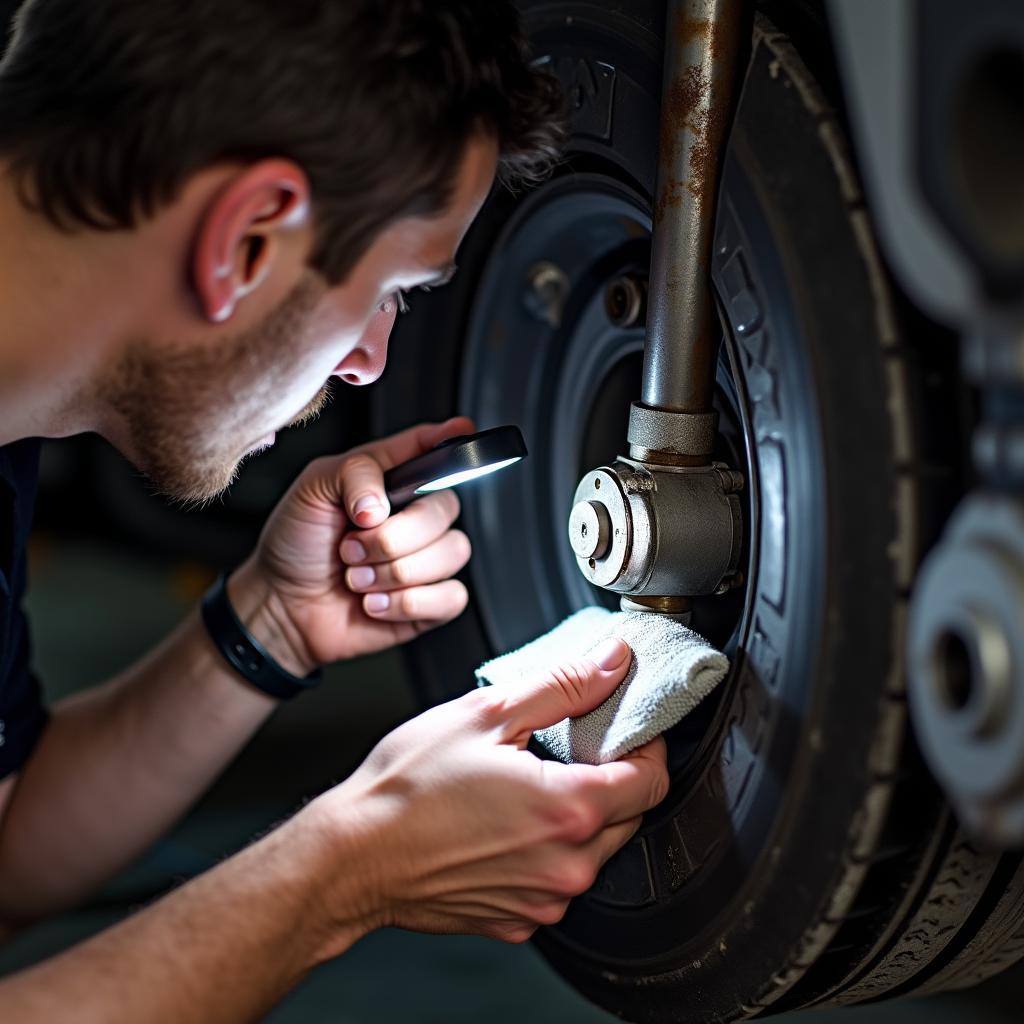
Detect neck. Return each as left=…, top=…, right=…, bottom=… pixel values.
left=0, top=169, right=140, bottom=448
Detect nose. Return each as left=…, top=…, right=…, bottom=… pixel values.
left=334, top=299, right=397, bottom=386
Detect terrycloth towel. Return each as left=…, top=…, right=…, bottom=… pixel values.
left=475, top=606, right=729, bottom=765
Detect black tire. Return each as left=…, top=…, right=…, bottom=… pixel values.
left=375, top=4, right=1024, bottom=1020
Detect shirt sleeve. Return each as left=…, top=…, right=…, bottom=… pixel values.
left=0, top=600, right=49, bottom=780
left=0, top=438, right=48, bottom=779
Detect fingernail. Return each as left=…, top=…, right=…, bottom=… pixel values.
left=354, top=495, right=384, bottom=519
left=348, top=566, right=376, bottom=590
left=365, top=593, right=390, bottom=613
left=591, top=637, right=629, bottom=670
left=341, top=539, right=367, bottom=564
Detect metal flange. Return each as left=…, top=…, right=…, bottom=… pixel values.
left=908, top=494, right=1024, bottom=844
left=567, top=458, right=743, bottom=598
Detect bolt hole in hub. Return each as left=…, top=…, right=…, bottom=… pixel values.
left=458, top=177, right=754, bottom=779
left=934, top=629, right=975, bottom=713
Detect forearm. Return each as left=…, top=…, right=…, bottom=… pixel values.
left=0, top=802, right=368, bottom=1023
left=0, top=561, right=308, bottom=922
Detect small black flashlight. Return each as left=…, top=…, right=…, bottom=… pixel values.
left=383, top=425, right=528, bottom=509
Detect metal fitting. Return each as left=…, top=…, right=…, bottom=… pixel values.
left=567, top=459, right=743, bottom=598
left=908, top=494, right=1024, bottom=844
left=604, top=275, right=648, bottom=329
left=640, top=0, right=748, bottom=431
left=627, top=402, right=718, bottom=460
left=523, top=261, right=569, bottom=329
left=565, top=1, right=749, bottom=610
left=568, top=500, right=612, bottom=560
left=620, top=594, right=694, bottom=623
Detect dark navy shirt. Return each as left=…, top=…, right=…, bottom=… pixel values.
left=0, top=439, right=48, bottom=779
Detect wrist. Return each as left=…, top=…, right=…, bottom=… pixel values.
left=225, top=560, right=318, bottom=679
left=292, top=791, right=389, bottom=960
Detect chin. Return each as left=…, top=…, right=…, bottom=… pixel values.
left=136, top=446, right=243, bottom=507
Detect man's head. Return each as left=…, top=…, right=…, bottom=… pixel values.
left=0, top=0, right=562, bottom=501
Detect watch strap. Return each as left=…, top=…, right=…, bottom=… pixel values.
left=200, top=573, right=322, bottom=700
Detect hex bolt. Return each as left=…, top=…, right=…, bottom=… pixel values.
left=719, top=468, right=745, bottom=494
left=604, top=275, right=648, bottom=329
left=523, top=261, right=570, bottom=329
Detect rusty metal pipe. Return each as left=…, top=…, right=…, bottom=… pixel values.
left=639, top=0, right=747, bottom=422
left=567, top=0, right=750, bottom=608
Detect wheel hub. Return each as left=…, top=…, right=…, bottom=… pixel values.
left=459, top=176, right=751, bottom=655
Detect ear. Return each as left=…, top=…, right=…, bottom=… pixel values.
left=192, top=158, right=312, bottom=323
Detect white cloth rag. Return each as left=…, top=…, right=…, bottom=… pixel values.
left=475, top=606, right=729, bottom=765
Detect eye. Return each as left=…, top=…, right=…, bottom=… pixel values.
left=380, top=290, right=410, bottom=315
left=382, top=283, right=441, bottom=317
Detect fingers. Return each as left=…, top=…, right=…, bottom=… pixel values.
left=355, top=417, right=476, bottom=472
left=358, top=579, right=469, bottom=624
left=337, top=452, right=390, bottom=529
left=335, top=418, right=475, bottom=530
left=341, top=491, right=461, bottom=565
left=587, top=816, right=644, bottom=871
left=346, top=530, right=471, bottom=594
left=577, top=736, right=670, bottom=826
left=500, top=638, right=633, bottom=735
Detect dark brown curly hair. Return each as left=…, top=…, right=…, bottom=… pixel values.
left=0, top=0, right=565, bottom=282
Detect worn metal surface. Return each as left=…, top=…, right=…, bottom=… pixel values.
left=627, top=402, right=717, bottom=457
left=569, top=459, right=743, bottom=597
left=566, top=1, right=749, bottom=605
left=639, top=0, right=748, bottom=420
left=620, top=594, right=694, bottom=622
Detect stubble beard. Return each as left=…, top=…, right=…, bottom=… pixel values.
left=99, top=272, right=331, bottom=505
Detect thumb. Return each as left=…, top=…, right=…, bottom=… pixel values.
left=505, top=638, right=632, bottom=737
left=340, top=417, right=476, bottom=529
left=337, top=451, right=390, bottom=529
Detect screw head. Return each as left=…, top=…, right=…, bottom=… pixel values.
left=568, top=500, right=611, bottom=560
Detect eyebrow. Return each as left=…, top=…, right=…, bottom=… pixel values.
left=424, top=262, right=458, bottom=287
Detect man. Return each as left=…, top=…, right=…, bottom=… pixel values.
left=0, top=0, right=669, bottom=1019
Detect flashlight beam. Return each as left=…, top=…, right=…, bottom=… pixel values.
left=415, top=457, right=523, bottom=494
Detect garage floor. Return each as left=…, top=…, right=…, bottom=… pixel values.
left=0, top=534, right=1021, bottom=1023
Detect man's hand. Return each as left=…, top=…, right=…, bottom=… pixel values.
left=312, top=638, right=670, bottom=944
left=234, top=417, right=477, bottom=673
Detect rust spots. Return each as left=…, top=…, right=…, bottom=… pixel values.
left=674, top=13, right=710, bottom=46
left=655, top=5, right=745, bottom=224
left=656, top=62, right=714, bottom=221
left=618, top=214, right=648, bottom=239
